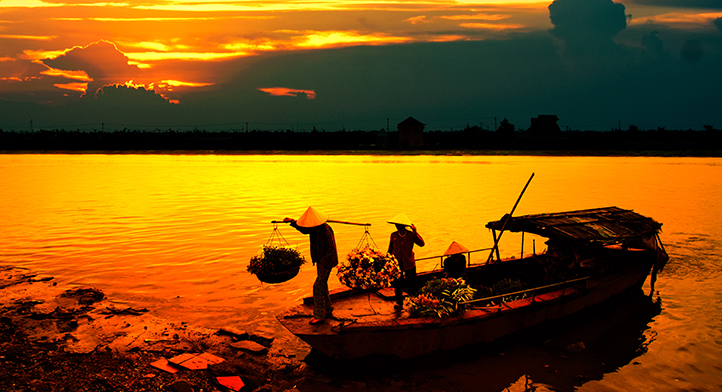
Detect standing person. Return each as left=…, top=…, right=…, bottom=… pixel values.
left=387, top=213, right=425, bottom=309
left=284, top=207, right=338, bottom=325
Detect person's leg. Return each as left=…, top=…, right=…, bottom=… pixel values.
left=393, top=269, right=408, bottom=308
left=313, top=263, right=332, bottom=321
left=405, top=267, right=418, bottom=294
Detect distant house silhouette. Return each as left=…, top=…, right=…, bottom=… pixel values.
left=397, top=116, right=424, bottom=148
left=376, top=129, right=389, bottom=149
left=527, top=115, right=561, bottom=137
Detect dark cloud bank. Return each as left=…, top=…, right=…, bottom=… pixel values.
left=2, top=0, right=721, bottom=132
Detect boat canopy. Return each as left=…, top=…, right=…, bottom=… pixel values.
left=485, top=206, right=663, bottom=244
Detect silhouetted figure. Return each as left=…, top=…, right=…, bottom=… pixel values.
left=443, top=241, right=469, bottom=279
left=285, top=207, right=338, bottom=324
left=387, top=213, right=425, bottom=309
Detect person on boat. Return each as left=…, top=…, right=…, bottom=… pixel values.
left=387, top=213, right=425, bottom=309
left=284, top=207, right=339, bottom=325
left=443, top=241, right=469, bottom=279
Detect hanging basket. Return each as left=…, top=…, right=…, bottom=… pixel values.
left=336, top=227, right=400, bottom=290
left=255, top=264, right=301, bottom=284
left=248, top=224, right=306, bottom=284
left=248, top=244, right=306, bottom=284
left=337, top=246, right=401, bottom=290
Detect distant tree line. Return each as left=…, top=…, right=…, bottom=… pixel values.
left=0, top=126, right=720, bottom=155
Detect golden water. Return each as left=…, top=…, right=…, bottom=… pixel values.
left=1, top=154, right=720, bottom=390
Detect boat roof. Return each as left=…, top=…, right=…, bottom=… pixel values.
left=485, top=206, right=663, bottom=243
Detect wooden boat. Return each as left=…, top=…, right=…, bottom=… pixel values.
left=277, top=207, right=668, bottom=360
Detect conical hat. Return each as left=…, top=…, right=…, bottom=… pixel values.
left=387, top=213, right=413, bottom=227
left=444, top=241, right=470, bottom=256
left=296, top=206, right=328, bottom=227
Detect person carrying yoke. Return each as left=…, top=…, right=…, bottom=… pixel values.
left=284, top=207, right=338, bottom=325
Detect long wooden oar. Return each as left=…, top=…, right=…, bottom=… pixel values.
left=486, top=173, right=535, bottom=264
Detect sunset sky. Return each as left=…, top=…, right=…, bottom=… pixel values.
left=1, top=0, right=721, bottom=132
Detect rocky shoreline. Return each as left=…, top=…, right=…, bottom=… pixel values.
left=0, top=265, right=341, bottom=392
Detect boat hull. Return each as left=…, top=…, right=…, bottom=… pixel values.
left=277, top=252, right=655, bottom=360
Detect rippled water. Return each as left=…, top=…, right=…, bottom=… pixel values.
left=1, top=154, right=720, bottom=391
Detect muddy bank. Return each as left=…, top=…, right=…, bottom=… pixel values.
left=0, top=265, right=343, bottom=392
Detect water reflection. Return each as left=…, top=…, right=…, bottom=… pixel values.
left=1, top=154, right=721, bottom=391
left=303, top=290, right=662, bottom=392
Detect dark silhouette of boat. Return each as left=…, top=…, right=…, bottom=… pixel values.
left=277, top=207, right=668, bottom=360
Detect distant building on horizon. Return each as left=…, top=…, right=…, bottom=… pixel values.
left=527, top=115, right=561, bottom=138
left=397, top=116, right=424, bottom=148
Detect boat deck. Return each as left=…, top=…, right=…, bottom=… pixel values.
left=277, top=287, right=411, bottom=335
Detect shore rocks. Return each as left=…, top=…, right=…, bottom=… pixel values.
left=0, top=265, right=305, bottom=392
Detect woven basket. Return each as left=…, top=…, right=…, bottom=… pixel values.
left=256, top=265, right=301, bottom=284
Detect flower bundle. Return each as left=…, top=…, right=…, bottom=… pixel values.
left=406, top=277, right=476, bottom=318
left=337, top=246, right=401, bottom=290
left=247, top=245, right=306, bottom=277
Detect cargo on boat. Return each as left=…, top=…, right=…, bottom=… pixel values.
left=277, top=206, right=668, bottom=360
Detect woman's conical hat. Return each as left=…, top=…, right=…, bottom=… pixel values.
left=296, top=206, right=328, bottom=227
left=444, top=241, right=470, bottom=256
left=387, top=213, right=413, bottom=227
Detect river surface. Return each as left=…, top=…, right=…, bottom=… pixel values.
left=1, top=154, right=720, bottom=391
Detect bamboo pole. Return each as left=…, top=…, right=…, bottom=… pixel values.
left=327, top=219, right=371, bottom=226
left=271, top=219, right=370, bottom=226
left=486, top=173, right=535, bottom=264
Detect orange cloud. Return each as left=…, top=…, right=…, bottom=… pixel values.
left=0, top=0, right=59, bottom=8
left=0, top=0, right=562, bottom=109
left=460, top=22, right=525, bottom=30
left=40, top=68, right=93, bottom=81
left=54, top=82, right=88, bottom=92
left=442, top=13, right=512, bottom=21
left=404, top=16, right=428, bottom=25
left=72, top=15, right=275, bottom=22
left=125, top=51, right=249, bottom=64
left=630, top=12, right=722, bottom=28
left=21, top=49, right=70, bottom=61
left=220, top=30, right=413, bottom=53
left=221, top=41, right=277, bottom=52
left=285, top=30, right=412, bottom=48
left=0, top=34, right=57, bottom=41
left=428, top=35, right=468, bottom=42
left=156, top=79, right=214, bottom=93
left=131, top=1, right=398, bottom=13
left=159, top=80, right=214, bottom=88
left=121, top=41, right=178, bottom=52
left=258, top=87, right=316, bottom=99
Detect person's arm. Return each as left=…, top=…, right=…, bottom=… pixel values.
left=411, top=224, right=425, bottom=247
left=388, top=233, right=394, bottom=254
left=284, top=217, right=311, bottom=234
